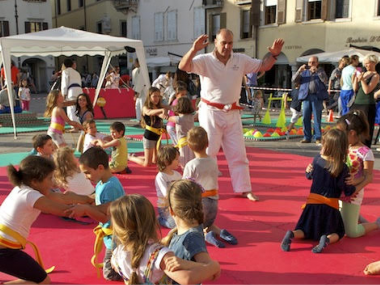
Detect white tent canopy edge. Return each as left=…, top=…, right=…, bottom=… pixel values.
left=0, top=26, right=151, bottom=139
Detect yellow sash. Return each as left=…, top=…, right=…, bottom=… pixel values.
left=175, top=137, right=188, bottom=149
left=301, top=193, right=339, bottom=210
left=145, top=125, right=167, bottom=151
left=0, top=224, right=55, bottom=273
left=50, top=122, right=65, bottom=132
left=202, top=189, right=218, bottom=198
left=92, top=225, right=113, bottom=278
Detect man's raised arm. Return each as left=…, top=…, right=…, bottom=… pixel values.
left=259, top=39, right=285, bottom=72
left=179, top=34, right=209, bottom=72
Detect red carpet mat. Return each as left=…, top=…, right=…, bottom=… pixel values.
left=1, top=147, right=380, bottom=284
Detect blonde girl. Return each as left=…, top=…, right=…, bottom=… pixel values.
left=0, top=156, right=93, bottom=284
left=337, top=110, right=380, bottom=238
left=45, top=90, right=82, bottom=148
left=163, top=180, right=220, bottom=275
left=110, top=194, right=220, bottom=284
left=53, top=146, right=94, bottom=195
left=281, top=129, right=367, bottom=253
left=168, top=97, right=196, bottom=167
left=129, top=87, right=168, bottom=167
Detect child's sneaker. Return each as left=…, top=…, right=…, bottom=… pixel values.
left=220, top=229, right=238, bottom=245
left=205, top=231, right=225, bottom=248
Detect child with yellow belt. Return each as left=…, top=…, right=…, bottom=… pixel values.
left=0, top=156, right=93, bottom=283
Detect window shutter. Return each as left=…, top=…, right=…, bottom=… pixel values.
left=4, top=21, right=9, bottom=36
left=321, top=0, right=328, bottom=21
left=25, top=22, right=31, bottom=33
left=220, top=12, right=227, bottom=29
left=43, top=22, right=48, bottom=30
left=240, top=10, right=244, bottom=39
left=277, top=0, right=286, bottom=24
left=208, top=14, right=213, bottom=39
left=295, top=0, right=303, bottom=22
left=251, top=0, right=260, bottom=26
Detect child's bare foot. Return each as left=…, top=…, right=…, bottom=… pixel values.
left=242, top=192, right=259, bottom=201
left=364, top=261, right=380, bottom=275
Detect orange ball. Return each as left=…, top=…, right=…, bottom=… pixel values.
left=97, top=97, right=106, bottom=107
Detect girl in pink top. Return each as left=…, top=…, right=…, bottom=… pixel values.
left=45, top=90, right=82, bottom=148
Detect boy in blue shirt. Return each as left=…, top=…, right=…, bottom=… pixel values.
left=70, top=147, right=125, bottom=281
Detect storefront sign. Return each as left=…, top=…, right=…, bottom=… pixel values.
left=284, top=45, right=302, bottom=50
left=346, top=36, right=380, bottom=43
left=146, top=48, right=158, bottom=56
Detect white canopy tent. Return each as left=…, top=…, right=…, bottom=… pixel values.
left=297, top=48, right=380, bottom=63
left=0, top=26, right=150, bottom=138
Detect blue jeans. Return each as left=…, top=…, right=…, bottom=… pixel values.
left=302, top=94, right=323, bottom=141
left=340, top=89, right=354, bottom=115
left=157, top=207, right=176, bottom=229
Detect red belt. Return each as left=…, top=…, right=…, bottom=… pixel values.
left=201, top=98, right=243, bottom=112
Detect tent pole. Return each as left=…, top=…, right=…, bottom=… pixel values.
left=93, top=51, right=112, bottom=108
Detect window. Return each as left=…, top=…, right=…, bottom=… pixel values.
left=335, top=0, right=349, bottom=18
left=194, top=7, right=205, bottom=38
left=211, top=14, right=220, bottom=41
left=308, top=0, right=321, bottom=20
left=241, top=10, right=250, bottom=39
left=132, top=16, right=140, bottom=40
left=96, top=21, right=102, bottom=34
left=167, top=10, right=177, bottom=41
left=265, top=0, right=277, bottom=25
left=120, top=21, right=127, bottom=37
left=25, top=21, right=48, bottom=33
left=67, top=0, right=71, bottom=12
left=0, top=21, right=9, bottom=37
left=57, top=0, right=61, bottom=15
left=154, top=13, right=164, bottom=41
left=78, top=0, right=83, bottom=7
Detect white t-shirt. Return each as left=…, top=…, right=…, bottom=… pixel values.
left=183, top=157, right=219, bottom=199
left=65, top=172, right=95, bottom=195
left=155, top=171, right=182, bottom=208
left=341, top=65, right=355, bottom=90
left=0, top=185, right=43, bottom=242
left=83, top=132, right=108, bottom=153
left=191, top=52, right=261, bottom=104
left=111, top=241, right=172, bottom=284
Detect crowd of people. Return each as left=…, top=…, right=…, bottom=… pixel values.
left=1, top=28, right=380, bottom=284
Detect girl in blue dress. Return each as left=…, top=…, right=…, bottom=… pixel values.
left=281, top=129, right=367, bottom=253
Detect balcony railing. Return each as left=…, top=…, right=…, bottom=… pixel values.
left=112, top=0, right=139, bottom=13
left=203, top=0, right=223, bottom=9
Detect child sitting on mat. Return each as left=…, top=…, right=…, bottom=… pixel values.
left=70, top=147, right=125, bottom=281
left=183, top=126, right=238, bottom=248
left=162, top=180, right=221, bottom=278
left=53, top=146, right=94, bottom=196
left=0, top=156, right=93, bottom=284
left=155, top=146, right=181, bottom=229
left=82, top=119, right=110, bottom=153
left=30, top=134, right=55, bottom=159
left=281, top=129, right=367, bottom=253
left=92, top=121, right=131, bottom=174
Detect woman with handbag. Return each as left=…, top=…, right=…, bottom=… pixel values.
left=351, top=54, right=379, bottom=148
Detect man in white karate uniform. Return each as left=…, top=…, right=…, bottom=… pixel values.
left=179, top=29, right=284, bottom=201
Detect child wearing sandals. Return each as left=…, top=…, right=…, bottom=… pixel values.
left=336, top=110, right=380, bottom=237
left=183, top=126, right=237, bottom=248
left=281, top=129, right=367, bottom=253
left=162, top=179, right=221, bottom=276
left=110, top=194, right=220, bottom=284
left=155, top=146, right=181, bottom=229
